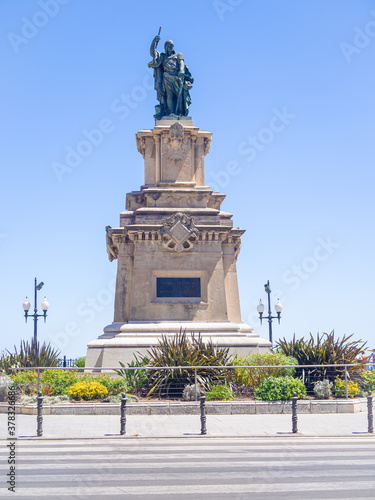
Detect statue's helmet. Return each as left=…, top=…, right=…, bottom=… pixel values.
left=164, top=40, right=175, bottom=53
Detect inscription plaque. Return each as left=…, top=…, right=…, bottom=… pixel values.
left=156, top=277, right=201, bottom=298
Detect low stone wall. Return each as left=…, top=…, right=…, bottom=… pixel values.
left=0, top=398, right=368, bottom=416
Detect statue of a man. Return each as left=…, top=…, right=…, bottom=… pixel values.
left=148, top=33, right=193, bottom=119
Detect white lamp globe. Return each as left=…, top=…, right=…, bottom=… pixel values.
left=41, top=297, right=49, bottom=311
left=275, top=299, right=282, bottom=313
left=257, top=300, right=265, bottom=314
left=23, top=297, right=31, bottom=311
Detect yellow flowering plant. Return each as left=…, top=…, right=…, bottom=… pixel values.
left=68, top=381, right=108, bottom=400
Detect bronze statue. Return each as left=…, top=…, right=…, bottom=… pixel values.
left=148, top=28, right=193, bottom=119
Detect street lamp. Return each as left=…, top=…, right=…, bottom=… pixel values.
left=22, top=278, right=49, bottom=342
left=257, top=280, right=282, bottom=346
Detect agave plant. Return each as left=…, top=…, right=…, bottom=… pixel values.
left=6, top=338, right=60, bottom=369
left=146, top=329, right=230, bottom=398
left=114, top=353, right=151, bottom=394
left=275, top=331, right=367, bottom=390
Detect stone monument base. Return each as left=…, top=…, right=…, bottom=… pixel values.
left=85, top=321, right=271, bottom=372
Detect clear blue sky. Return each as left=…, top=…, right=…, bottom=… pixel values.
left=1, top=0, right=374, bottom=358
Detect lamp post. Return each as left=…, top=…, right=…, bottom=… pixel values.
left=257, top=280, right=282, bottom=346
left=22, top=278, right=49, bottom=342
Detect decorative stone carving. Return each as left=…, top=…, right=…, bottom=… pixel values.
left=113, top=235, right=125, bottom=245
left=161, top=212, right=198, bottom=252
left=204, top=137, right=211, bottom=155
left=105, top=226, right=118, bottom=262
left=136, top=136, right=146, bottom=158
left=234, top=237, right=242, bottom=259
left=163, top=122, right=188, bottom=151
left=135, top=194, right=145, bottom=204
left=105, top=227, right=127, bottom=261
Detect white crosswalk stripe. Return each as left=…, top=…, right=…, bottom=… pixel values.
left=1, top=437, right=375, bottom=499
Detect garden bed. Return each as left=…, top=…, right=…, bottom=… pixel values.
left=2, top=334, right=373, bottom=409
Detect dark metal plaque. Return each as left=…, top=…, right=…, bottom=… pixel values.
left=156, top=277, right=201, bottom=298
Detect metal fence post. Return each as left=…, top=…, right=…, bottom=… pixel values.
left=345, top=366, right=348, bottom=400
left=367, top=391, right=373, bottom=434
left=194, top=368, right=197, bottom=401
left=291, top=391, right=298, bottom=434
left=200, top=391, right=207, bottom=435
left=120, top=393, right=127, bottom=435
left=37, top=391, right=43, bottom=437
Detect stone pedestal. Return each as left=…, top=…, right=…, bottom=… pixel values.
left=86, top=118, right=271, bottom=370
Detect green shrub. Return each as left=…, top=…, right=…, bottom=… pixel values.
left=230, top=352, right=298, bottom=388
left=10, top=369, right=127, bottom=397
left=82, top=374, right=126, bottom=396
left=72, top=356, right=86, bottom=372
left=40, top=370, right=80, bottom=395
left=313, top=379, right=333, bottom=399
left=275, top=331, right=367, bottom=390
left=11, top=369, right=80, bottom=396
left=361, top=371, right=375, bottom=393
left=334, top=377, right=360, bottom=398
left=114, top=354, right=151, bottom=394
left=254, top=376, right=306, bottom=401
left=145, top=330, right=230, bottom=397
left=206, top=385, right=233, bottom=401
left=69, top=381, right=108, bottom=400
left=10, top=369, right=38, bottom=386
left=9, top=370, right=38, bottom=396
left=74, top=357, right=86, bottom=368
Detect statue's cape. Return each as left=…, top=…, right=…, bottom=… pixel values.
left=148, top=52, right=165, bottom=102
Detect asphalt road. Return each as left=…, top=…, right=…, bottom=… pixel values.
left=1, top=436, right=375, bottom=499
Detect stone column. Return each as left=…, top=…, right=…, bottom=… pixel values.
left=222, top=239, right=242, bottom=322
left=113, top=239, right=134, bottom=323
left=191, top=135, right=196, bottom=183
left=155, top=134, right=161, bottom=183
left=195, top=137, right=206, bottom=187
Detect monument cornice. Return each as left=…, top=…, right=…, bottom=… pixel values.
left=109, top=223, right=242, bottom=242
left=133, top=207, right=219, bottom=214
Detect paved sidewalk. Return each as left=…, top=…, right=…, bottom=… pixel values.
left=1, top=411, right=374, bottom=440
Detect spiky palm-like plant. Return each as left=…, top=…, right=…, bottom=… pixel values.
left=146, top=330, right=230, bottom=398
left=7, top=338, right=60, bottom=369
left=275, top=331, right=367, bottom=390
